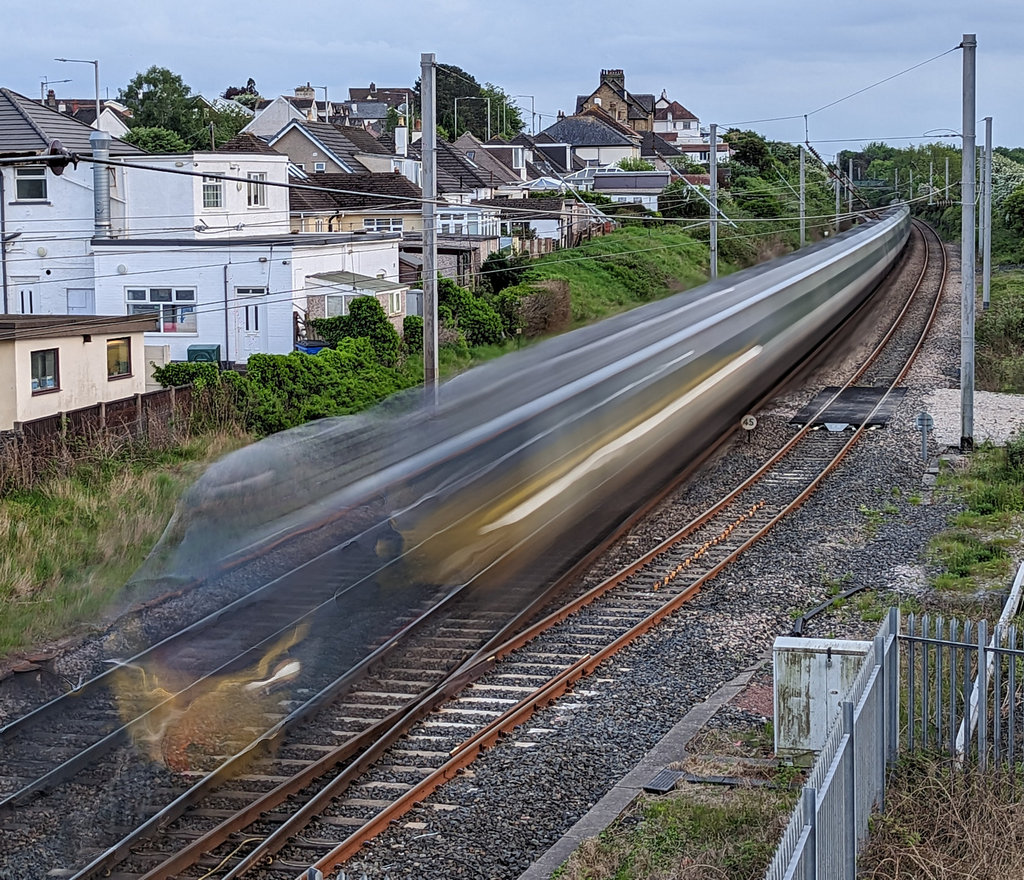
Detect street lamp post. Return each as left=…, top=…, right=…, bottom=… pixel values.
left=55, top=58, right=99, bottom=129
left=510, top=95, right=535, bottom=135
left=40, top=77, right=72, bottom=101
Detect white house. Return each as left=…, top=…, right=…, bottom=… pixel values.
left=0, top=90, right=406, bottom=366
left=0, top=88, right=143, bottom=317
left=653, top=93, right=702, bottom=145
left=92, top=232, right=403, bottom=364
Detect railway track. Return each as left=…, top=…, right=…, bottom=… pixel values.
left=0, top=219, right=941, bottom=879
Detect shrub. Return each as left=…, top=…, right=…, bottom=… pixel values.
left=152, top=361, right=220, bottom=389
left=403, top=315, right=423, bottom=352
left=437, top=276, right=504, bottom=346
left=310, top=296, right=402, bottom=367
left=481, top=249, right=530, bottom=295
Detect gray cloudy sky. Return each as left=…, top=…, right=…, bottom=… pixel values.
left=7, top=1, right=1022, bottom=156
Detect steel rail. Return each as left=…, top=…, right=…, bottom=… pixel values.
left=47, top=220, right=938, bottom=880
left=167, top=220, right=943, bottom=878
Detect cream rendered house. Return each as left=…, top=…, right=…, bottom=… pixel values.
left=0, top=314, right=156, bottom=431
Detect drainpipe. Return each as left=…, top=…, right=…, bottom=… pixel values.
left=1, top=169, right=8, bottom=312
left=90, top=129, right=112, bottom=238
left=223, top=264, right=231, bottom=364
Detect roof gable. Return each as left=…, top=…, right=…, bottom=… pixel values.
left=0, top=89, right=143, bottom=156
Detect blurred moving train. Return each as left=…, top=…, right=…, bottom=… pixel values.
left=166, top=206, right=911, bottom=600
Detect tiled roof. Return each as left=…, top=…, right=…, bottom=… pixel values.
left=452, top=133, right=521, bottom=184
left=272, top=121, right=390, bottom=171
left=340, top=101, right=389, bottom=120
left=655, top=100, right=698, bottom=121
left=348, top=86, right=413, bottom=110
left=0, top=89, right=143, bottom=156
left=472, top=196, right=568, bottom=220
left=406, top=138, right=491, bottom=193
left=217, top=132, right=282, bottom=155
left=541, top=113, right=635, bottom=148
left=580, top=106, right=641, bottom=140
left=290, top=171, right=422, bottom=213
left=640, top=131, right=682, bottom=158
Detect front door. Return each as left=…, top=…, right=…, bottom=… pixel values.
left=8, top=276, right=37, bottom=314
left=233, top=287, right=268, bottom=362
left=66, top=288, right=96, bottom=315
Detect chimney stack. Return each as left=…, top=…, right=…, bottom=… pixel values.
left=395, top=125, right=408, bottom=157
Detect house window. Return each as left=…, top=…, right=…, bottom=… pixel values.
left=295, top=163, right=305, bottom=170
left=314, top=162, right=327, bottom=172
left=30, top=348, right=58, bottom=393
left=236, top=287, right=267, bottom=297
left=202, top=176, right=224, bottom=208
left=106, top=337, right=132, bottom=379
left=389, top=290, right=402, bottom=315
left=511, top=147, right=524, bottom=170
left=15, top=166, right=47, bottom=201
left=126, top=287, right=197, bottom=333
left=363, top=217, right=404, bottom=233
left=683, top=121, right=693, bottom=129
left=325, top=293, right=358, bottom=317
left=247, top=172, right=267, bottom=207
left=314, top=218, right=325, bottom=232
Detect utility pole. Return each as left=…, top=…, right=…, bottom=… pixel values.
left=929, top=161, right=934, bottom=205
left=799, top=145, right=805, bottom=246
left=848, top=158, right=854, bottom=217
left=983, top=116, right=992, bottom=310
left=960, top=33, right=977, bottom=452
left=945, top=156, right=950, bottom=199
left=909, top=168, right=913, bottom=200
left=421, top=53, right=439, bottom=404
left=709, top=123, right=718, bottom=280
left=834, top=173, right=840, bottom=232
left=421, top=53, right=438, bottom=406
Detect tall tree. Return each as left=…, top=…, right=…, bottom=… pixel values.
left=119, top=66, right=199, bottom=141
left=122, top=125, right=189, bottom=153
left=414, top=63, right=523, bottom=141
left=223, top=78, right=261, bottom=110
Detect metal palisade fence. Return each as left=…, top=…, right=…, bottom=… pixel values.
left=764, top=608, right=899, bottom=880
left=765, top=562, right=1024, bottom=880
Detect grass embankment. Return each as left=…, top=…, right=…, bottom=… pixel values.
left=529, top=226, right=710, bottom=324
left=977, top=270, right=1024, bottom=393
left=439, top=225, right=711, bottom=371
left=0, top=431, right=247, bottom=656
left=554, top=786, right=794, bottom=880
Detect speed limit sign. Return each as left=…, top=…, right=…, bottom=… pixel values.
left=741, top=414, right=757, bottom=431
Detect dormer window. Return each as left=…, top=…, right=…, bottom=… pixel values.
left=511, top=147, right=524, bottom=170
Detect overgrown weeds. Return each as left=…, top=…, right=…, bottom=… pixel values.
left=859, top=754, right=1024, bottom=878
left=555, top=786, right=795, bottom=880
left=0, top=430, right=247, bottom=656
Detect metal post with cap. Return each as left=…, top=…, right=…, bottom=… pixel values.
left=960, top=33, right=977, bottom=452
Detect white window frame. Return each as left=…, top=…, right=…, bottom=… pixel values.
left=325, top=292, right=358, bottom=317
left=363, top=217, right=404, bottom=233
left=247, top=171, right=267, bottom=208
left=388, top=290, right=402, bottom=315
left=15, top=166, right=47, bottom=201
left=314, top=161, right=327, bottom=172
left=202, top=175, right=224, bottom=209
left=126, top=287, right=198, bottom=334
